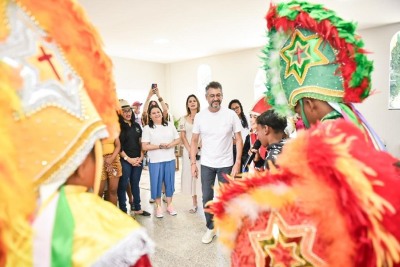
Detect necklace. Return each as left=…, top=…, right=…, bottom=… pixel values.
left=189, top=113, right=195, bottom=123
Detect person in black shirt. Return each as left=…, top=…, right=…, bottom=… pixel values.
left=229, top=99, right=249, bottom=165
left=118, top=99, right=151, bottom=216
left=253, top=110, right=287, bottom=170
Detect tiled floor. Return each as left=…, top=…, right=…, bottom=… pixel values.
left=134, top=159, right=230, bottom=267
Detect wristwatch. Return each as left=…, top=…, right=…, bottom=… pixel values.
left=124, top=156, right=128, bottom=161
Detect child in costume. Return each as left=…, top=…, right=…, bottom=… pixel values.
left=210, top=119, right=400, bottom=267
left=263, top=0, right=385, bottom=150
left=0, top=0, right=153, bottom=266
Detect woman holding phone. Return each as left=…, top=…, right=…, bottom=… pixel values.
left=142, top=84, right=169, bottom=125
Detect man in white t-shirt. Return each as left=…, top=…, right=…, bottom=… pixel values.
left=190, top=81, right=243, bottom=244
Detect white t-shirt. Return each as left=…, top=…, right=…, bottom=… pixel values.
left=192, top=107, right=242, bottom=168
left=134, top=113, right=142, bottom=128
left=142, top=123, right=180, bottom=163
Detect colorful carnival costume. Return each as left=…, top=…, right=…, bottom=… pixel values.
left=210, top=119, right=400, bottom=267
left=209, top=1, right=400, bottom=266
left=263, top=0, right=384, bottom=150
left=0, top=0, right=153, bottom=266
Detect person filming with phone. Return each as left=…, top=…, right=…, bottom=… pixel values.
left=142, top=83, right=169, bottom=126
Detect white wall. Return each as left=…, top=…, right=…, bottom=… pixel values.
left=166, top=48, right=263, bottom=120
left=111, top=56, right=165, bottom=112
left=356, top=23, right=400, bottom=156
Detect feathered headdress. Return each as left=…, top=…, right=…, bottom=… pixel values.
left=262, top=0, right=386, bottom=150
left=210, top=120, right=400, bottom=267
left=0, top=0, right=119, bottom=264
left=263, top=0, right=373, bottom=116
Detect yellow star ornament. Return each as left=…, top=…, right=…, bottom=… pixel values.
left=248, top=212, right=326, bottom=267
left=280, top=29, right=329, bottom=86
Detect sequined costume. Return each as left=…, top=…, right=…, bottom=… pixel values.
left=0, top=0, right=153, bottom=266
left=263, top=0, right=384, bottom=150
left=209, top=1, right=400, bottom=266
left=210, top=120, right=400, bottom=267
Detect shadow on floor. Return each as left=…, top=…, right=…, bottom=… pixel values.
left=135, top=167, right=230, bottom=267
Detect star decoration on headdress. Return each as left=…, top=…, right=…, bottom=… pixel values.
left=248, top=212, right=326, bottom=267
left=264, top=235, right=306, bottom=266
left=280, top=29, right=329, bottom=86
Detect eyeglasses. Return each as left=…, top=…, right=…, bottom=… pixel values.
left=207, top=93, right=222, bottom=99
left=122, top=109, right=132, bottom=113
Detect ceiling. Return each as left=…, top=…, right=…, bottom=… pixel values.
left=79, top=0, right=400, bottom=64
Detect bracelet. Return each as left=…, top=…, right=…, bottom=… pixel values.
left=158, top=97, right=163, bottom=102
left=159, top=144, right=162, bottom=149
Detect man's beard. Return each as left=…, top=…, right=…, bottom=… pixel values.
left=211, top=100, right=221, bottom=108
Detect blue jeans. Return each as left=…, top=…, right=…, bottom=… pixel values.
left=201, top=165, right=232, bottom=230
left=117, top=160, right=143, bottom=212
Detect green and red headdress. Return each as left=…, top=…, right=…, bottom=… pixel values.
left=263, top=0, right=373, bottom=115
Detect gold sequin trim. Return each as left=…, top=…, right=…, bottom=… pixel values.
left=289, top=86, right=344, bottom=106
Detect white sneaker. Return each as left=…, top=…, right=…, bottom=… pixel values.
left=201, top=228, right=216, bottom=244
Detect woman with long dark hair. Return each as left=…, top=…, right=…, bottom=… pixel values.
left=229, top=99, right=249, bottom=164
left=229, top=99, right=249, bottom=130
left=179, top=94, right=201, bottom=213
left=142, top=105, right=181, bottom=218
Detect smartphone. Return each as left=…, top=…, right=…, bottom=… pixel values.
left=151, top=83, right=157, bottom=89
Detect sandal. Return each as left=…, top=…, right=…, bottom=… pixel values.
left=134, top=210, right=151, bottom=216
left=189, top=206, right=198, bottom=214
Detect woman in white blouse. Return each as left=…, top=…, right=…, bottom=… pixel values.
left=142, top=105, right=181, bottom=218
left=179, top=94, right=201, bottom=213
